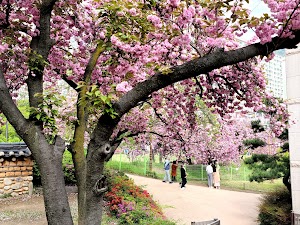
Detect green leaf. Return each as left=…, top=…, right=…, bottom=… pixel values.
left=100, top=95, right=108, bottom=103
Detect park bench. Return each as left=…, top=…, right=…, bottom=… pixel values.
left=191, top=218, right=220, bottom=225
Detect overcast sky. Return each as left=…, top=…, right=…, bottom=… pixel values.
left=246, top=0, right=270, bottom=17
left=239, top=0, right=270, bottom=41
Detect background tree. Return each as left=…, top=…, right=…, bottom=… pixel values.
left=0, top=0, right=299, bottom=224
left=244, top=120, right=290, bottom=192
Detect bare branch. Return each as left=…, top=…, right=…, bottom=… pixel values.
left=213, top=74, right=244, bottom=97
left=194, top=76, right=204, bottom=98
left=111, top=129, right=172, bottom=147
left=62, top=74, right=78, bottom=90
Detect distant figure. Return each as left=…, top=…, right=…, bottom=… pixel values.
left=171, top=160, right=178, bottom=182
left=213, top=161, right=221, bottom=189
left=162, top=158, right=172, bottom=183
left=212, top=161, right=216, bottom=181
left=180, top=162, right=187, bottom=189
left=206, top=161, right=213, bottom=188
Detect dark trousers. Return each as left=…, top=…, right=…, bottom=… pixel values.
left=181, top=177, right=187, bottom=188
left=172, top=176, right=177, bottom=181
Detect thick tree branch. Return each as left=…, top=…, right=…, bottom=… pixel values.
left=53, top=135, right=66, bottom=159
left=0, top=67, right=31, bottom=138
left=115, top=33, right=300, bottom=116
left=71, top=43, right=109, bottom=191
left=27, top=0, right=57, bottom=110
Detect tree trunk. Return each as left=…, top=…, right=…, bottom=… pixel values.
left=39, top=159, right=74, bottom=225
left=85, top=144, right=107, bottom=225
left=72, top=148, right=87, bottom=225
left=29, top=135, right=74, bottom=225
left=84, top=114, right=119, bottom=225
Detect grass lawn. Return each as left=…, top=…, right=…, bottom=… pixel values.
left=190, top=179, right=284, bottom=193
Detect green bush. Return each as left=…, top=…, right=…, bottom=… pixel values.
left=33, top=161, right=42, bottom=186
left=63, top=164, right=77, bottom=185
left=258, top=188, right=292, bottom=225
left=33, top=151, right=77, bottom=186
left=146, top=171, right=158, bottom=178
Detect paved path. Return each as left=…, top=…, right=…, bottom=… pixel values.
left=128, top=174, right=261, bottom=225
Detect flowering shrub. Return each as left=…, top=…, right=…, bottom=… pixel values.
left=104, top=170, right=175, bottom=225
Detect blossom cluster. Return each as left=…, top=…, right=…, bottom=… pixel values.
left=254, top=0, right=300, bottom=44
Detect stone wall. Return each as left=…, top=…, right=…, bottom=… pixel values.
left=0, top=157, right=33, bottom=197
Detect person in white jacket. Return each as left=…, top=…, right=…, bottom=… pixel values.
left=162, top=158, right=172, bottom=183
left=206, top=161, right=213, bottom=188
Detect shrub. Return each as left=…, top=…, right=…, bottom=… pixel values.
left=33, top=161, right=42, bottom=186
left=258, top=188, right=292, bottom=225
left=63, top=164, right=77, bottom=185
left=104, top=170, right=175, bottom=225
left=33, top=150, right=77, bottom=186
left=146, top=171, right=158, bottom=178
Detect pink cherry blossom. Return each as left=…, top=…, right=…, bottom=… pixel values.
left=116, top=81, right=133, bottom=93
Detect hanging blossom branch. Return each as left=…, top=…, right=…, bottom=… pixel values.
left=213, top=74, right=244, bottom=97
left=194, top=76, right=204, bottom=98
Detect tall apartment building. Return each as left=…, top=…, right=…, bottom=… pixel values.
left=238, top=37, right=286, bottom=99
left=263, top=50, right=287, bottom=99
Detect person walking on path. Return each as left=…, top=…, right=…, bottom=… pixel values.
left=180, top=162, right=187, bottom=189
left=171, top=160, right=178, bottom=182
left=213, top=161, right=221, bottom=189
left=206, top=161, right=213, bottom=188
left=162, top=158, right=172, bottom=183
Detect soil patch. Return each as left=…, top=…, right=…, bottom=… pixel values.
left=0, top=191, right=77, bottom=225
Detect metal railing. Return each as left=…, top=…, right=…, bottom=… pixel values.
left=106, top=154, right=251, bottom=182
left=191, top=218, right=220, bottom=225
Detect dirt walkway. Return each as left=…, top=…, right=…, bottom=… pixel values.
left=128, top=174, right=261, bottom=225
left=0, top=176, right=261, bottom=225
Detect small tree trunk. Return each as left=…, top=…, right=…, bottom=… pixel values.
left=71, top=123, right=87, bottom=225
left=72, top=149, right=86, bottom=225
left=159, top=152, right=163, bottom=163
left=149, top=140, right=153, bottom=172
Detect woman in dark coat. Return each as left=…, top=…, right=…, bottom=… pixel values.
left=171, top=160, right=178, bottom=181
left=180, top=163, right=187, bottom=189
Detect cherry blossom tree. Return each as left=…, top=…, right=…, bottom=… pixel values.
left=0, top=0, right=299, bottom=224
left=132, top=99, right=253, bottom=165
